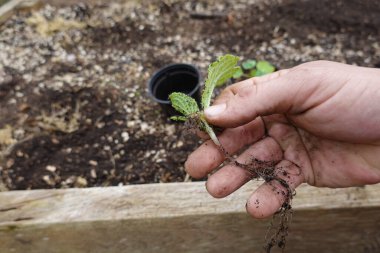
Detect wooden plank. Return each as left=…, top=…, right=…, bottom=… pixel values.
left=0, top=0, right=22, bottom=24
left=0, top=182, right=380, bottom=252
left=0, top=0, right=40, bottom=25
left=0, top=0, right=10, bottom=7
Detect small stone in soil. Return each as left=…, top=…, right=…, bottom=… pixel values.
left=42, top=175, right=55, bottom=186
left=45, top=165, right=57, bottom=172
left=121, top=132, right=129, bottom=142
left=90, top=169, right=97, bottom=178
left=89, top=160, right=98, bottom=166
left=75, top=176, right=88, bottom=187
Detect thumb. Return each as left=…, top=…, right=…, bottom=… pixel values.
left=204, top=68, right=308, bottom=128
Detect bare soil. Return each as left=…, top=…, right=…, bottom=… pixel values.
left=0, top=0, right=380, bottom=190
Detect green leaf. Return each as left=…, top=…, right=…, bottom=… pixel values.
left=256, top=61, right=275, bottom=75
left=249, top=69, right=257, bottom=77
left=169, top=92, right=200, bottom=116
left=201, top=54, right=240, bottom=109
left=170, top=115, right=188, bottom=121
left=255, top=70, right=266, bottom=77
left=242, top=59, right=257, bottom=70
left=232, top=67, right=244, bottom=79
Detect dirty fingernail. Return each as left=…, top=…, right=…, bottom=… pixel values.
left=204, top=103, right=226, bottom=118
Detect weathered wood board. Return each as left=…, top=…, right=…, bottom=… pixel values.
left=0, top=182, right=380, bottom=253
left=0, top=0, right=41, bottom=24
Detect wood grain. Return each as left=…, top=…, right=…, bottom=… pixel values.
left=0, top=0, right=41, bottom=25
left=0, top=0, right=22, bottom=24
left=0, top=182, right=380, bottom=253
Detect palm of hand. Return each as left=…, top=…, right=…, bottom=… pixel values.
left=185, top=61, right=380, bottom=218
left=186, top=113, right=380, bottom=218
left=263, top=114, right=380, bottom=188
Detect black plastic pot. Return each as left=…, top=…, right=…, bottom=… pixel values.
left=148, top=63, right=201, bottom=116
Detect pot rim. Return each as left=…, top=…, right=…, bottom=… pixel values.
left=148, top=63, right=201, bottom=105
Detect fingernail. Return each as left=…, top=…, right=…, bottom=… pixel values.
left=204, top=103, right=226, bottom=118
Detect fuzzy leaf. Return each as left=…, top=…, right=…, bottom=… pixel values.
left=254, top=70, right=265, bottom=77
left=232, top=67, right=244, bottom=79
left=249, top=69, right=257, bottom=77
left=170, top=115, right=188, bottom=121
left=201, top=54, right=240, bottom=109
left=242, top=59, right=257, bottom=70
left=169, top=92, right=199, bottom=116
left=256, top=61, right=275, bottom=75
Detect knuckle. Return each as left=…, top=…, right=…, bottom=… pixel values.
left=214, top=86, right=234, bottom=104
left=293, top=60, right=330, bottom=77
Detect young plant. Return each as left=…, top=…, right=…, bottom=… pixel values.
left=233, top=59, right=275, bottom=80
left=169, top=54, right=295, bottom=253
left=169, top=54, right=240, bottom=150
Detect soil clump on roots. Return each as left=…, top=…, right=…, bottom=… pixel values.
left=234, top=156, right=298, bottom=252
left=185, top=116, right=299, bottom=252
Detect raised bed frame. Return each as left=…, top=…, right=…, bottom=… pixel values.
left=1, top=181, right=380, bottom=253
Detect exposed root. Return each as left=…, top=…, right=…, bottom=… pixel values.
left=264, top=200, right=293, bottom=253
left=183, top=118, right=299, bottom=252
left=205, top=125, right=298, bottom=252
left=233, top=157, right=299, bottom=253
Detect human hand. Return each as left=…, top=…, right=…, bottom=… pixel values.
left=185, top=61, right=380, bottom=218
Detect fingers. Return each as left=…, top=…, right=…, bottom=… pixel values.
left=206, top=137, right=283, bottom=198
left=246, top=161, right=304, bottom=219
left=185, top=118, right=265, bottom=178
left=263, top=115, right=314, bottom=185
left=196, top=129, right=211, bottom=140
left=204, top=68, right=308, bottom=128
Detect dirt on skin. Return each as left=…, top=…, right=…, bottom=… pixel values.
left=0, top=0, right=380, bottom=191
left=218, top=147, right=298, bottom=252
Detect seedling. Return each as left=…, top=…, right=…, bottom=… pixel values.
left=169, top=54, right=240, bottom=150
left=242, top=59, right=257, bottom=70
left=233, top=59, right=275, bottom=80
left=169, top=54, right=296, bottom=253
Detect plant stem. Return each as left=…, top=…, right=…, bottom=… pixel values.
left=199, top=113, right=226, bottom=155
left=202, top=119, right=220, bottom=147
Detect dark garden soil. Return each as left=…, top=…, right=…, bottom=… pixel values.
left=0, top=0, right=380, bottom=190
